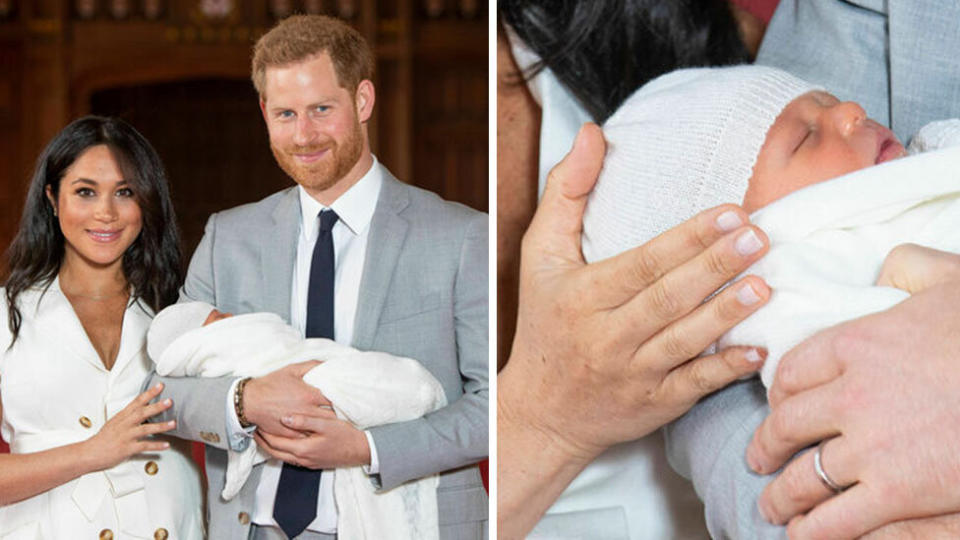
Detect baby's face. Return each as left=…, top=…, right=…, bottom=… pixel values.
left=203, top=309, right=233, bottom=326
left=743, top=91, right=905, bottom=212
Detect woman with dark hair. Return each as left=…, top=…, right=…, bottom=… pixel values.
left=0, top=116, right=203, bottom=538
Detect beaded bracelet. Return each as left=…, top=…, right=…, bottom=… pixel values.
left=234, top=377, right=253, bottom=428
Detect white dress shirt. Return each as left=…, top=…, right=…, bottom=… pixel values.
left=224, top=158, right=384, bottom=534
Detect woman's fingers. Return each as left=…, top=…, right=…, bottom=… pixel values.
left=523, top=123, right=606, bottom=265
left=136, top=382, right=164, bottom=405
left=588, top=204, right=751, bottom=308
left=615, top=225, right=769, bottom=342
left=661, top=345, right=767, bottom=405
left=137, top=420, right=176, bottom=438
left=640, top=274, right=770, bottom=373
left=136, top=440, right=172, bottom=453
left=135, top=398, right=173, bottom=423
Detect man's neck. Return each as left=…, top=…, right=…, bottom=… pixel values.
left=302, top=152, right=375, bottom=207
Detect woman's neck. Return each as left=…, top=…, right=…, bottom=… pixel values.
left=58, top=251, right=128, bottom=300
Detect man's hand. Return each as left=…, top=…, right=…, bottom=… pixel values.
left=243, top=361, right=331, bottom=438
left=876, top=243, right=960, bottom=294
left=255, top=412, right=372, bottom=469
left=499, top=123, right=772, bottom=538
left=747, top=281, right=960, bottom=539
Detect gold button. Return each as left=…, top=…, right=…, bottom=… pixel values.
left=145, top=461, right=159, bottom=475
left=238, top=511, right=250, bottom=524
left=99, top=530, right=113, bottom=540
left=79, top=416, right=92, bottom=428
left=154, top=528, right=169, bottom=540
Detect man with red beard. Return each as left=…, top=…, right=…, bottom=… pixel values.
left=148, top=15, right=488, bottom=540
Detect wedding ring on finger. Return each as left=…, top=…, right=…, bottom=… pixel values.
left=813, top=438, right=847, bottom=494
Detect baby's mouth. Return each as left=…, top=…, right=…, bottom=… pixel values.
left=875, top=132, right=905, bottom=165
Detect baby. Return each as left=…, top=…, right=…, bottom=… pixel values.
left=581, top=65, right=960, bottom=388
left=147, top=302, right=446, bottom=540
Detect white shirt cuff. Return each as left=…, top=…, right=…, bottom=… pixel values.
left=225, top=378, right=256, bottom=452
left=362, top=430, right=380, bottom=475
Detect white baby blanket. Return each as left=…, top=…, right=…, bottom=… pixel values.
left=150, top=310, right=447, bottom=540
left=721, top=122, right=960, bottom=389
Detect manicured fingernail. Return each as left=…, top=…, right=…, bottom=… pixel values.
left=163, top=398, right=172, bottom=406
left=745, top=348, right=764, bottom=363
left=282, top=415, right=293, bottom=425
left=162, top=442, right=170, bottom=449
left=735, top=229, right=764, bottom=256
left=168, top=420, right=176, bottom=427
left=736, top=282, right=762, bottom=305
left=155, top=383, right=163, bottom=390
left=716, top=210, right=743, bottom=232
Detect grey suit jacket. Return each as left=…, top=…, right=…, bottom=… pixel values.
left=149, top=167, right=489, bottom=538
left=666, top=1, right=960, bottom=537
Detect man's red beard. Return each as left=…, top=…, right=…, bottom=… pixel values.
left=271, top=121, right=364, bottom=193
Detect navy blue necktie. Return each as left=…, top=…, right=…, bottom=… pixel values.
left=273, top=209, right=338, bottom=538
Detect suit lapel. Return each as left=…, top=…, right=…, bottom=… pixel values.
left=260, top=188, right=300, bottom=321
left=352, top=172, right=410, bottom=350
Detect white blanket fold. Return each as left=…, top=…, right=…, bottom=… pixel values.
left=150, top=311, right=447, bottom=540
left=720, top=135, right=960, bottom=389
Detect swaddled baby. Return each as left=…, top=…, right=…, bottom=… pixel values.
left=582, top=65, right=960, bottom=390
left=147, top=302, right=447, bottom=540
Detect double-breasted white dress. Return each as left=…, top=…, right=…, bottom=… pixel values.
left=0, top=279, right=204, bottom=539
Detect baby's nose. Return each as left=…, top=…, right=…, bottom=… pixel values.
left=831, top=101, right=867, bottom=136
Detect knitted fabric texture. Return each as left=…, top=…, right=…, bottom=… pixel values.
left=582, top=65, right=820, bottom=263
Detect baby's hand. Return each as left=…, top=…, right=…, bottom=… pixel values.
left=876, top=243, right=960, bottom=294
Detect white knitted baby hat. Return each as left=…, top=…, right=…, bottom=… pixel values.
left=147, top=301, right=216, bottom=361
left=581, top=65, right=821, bottom=263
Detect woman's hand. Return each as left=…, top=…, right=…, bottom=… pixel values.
left=498, top=123, right=771, bottom=538
left=82, top=383, right=176, bottom=472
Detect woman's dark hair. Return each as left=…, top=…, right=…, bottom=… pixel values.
left=4, top=116, right=182, bottom=343
left=500, top=0, right=751, bottom=123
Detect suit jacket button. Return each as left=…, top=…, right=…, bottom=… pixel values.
left=145, top=461, right=159, bottom=475
left=238, top=511, right=250, bottom=524
left=154, top=528, right=169, bottom=540
left=79, top=416, right=92, bottom=428
left=99, top=530, right=113, bottom=540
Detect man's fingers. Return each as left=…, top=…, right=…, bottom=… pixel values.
left=282, top=413, right=334, bottom=433
left=257, top=423, right=306, bottom=439
left=757, top=437, right=856, bottom=525
left=255, top=432, right=300, bottom=464
left=748, top=380, right=843, bottom=474
left=660, top=345, right=766, bottom=405
left=787, top=484, right=901, bottom=540
left=588, top=204, right=751, bottom=308
left=523, top=123, right=605, bottom=265
left=768, top=323, right=848, bottom=407
left=289, top=360, right=323, bottom=377
left=641, top=274, right=770, bottom=373
left=615, top=225, right=769, bottom=341
left=861, top=513, right=960, bottom=539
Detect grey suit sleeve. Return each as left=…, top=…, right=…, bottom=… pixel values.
left=148, top=213, right=236, bottom=451
left=664, top=379, right=787, bottom=539
left=368, top=213, right=489, bottom=490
